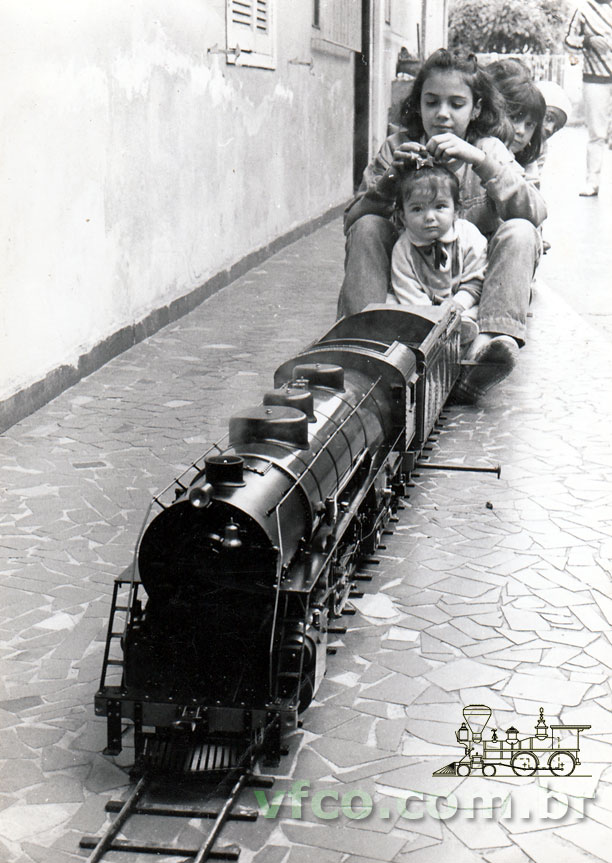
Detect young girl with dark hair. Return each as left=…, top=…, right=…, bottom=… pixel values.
left=486, top=59, right=546, bottom=173
left=400, top=51, right=514, bottom=145
left=338, top=48, right=547, bottom=404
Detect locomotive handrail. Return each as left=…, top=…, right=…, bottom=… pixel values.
left=269, top=506, right=286, bottom=696
left=306, top=337, right=396, bottom=353
left=266, top=376, right=383, bottom=517
left=267, top=503, right=309, bottom=709
left=120, top=434, right=232, bottom=635
left=150, top=433, right=231, bottom=512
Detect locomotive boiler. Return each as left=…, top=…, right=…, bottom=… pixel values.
left=95, top=303, right=461, bottom=770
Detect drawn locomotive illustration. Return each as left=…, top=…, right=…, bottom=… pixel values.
left=95, top=303, right=463, bottom=770
left=434, top=705, right=591, bottom=777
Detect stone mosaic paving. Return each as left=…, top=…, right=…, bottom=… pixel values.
left=1, top=128, right=611, bottom=862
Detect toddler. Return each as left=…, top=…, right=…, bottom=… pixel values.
left=389, top=160, right=487, bottom=347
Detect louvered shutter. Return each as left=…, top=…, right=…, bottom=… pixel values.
left=317, top=0, right=362, bottom=52
left=226, top=0, right=275, bottom=68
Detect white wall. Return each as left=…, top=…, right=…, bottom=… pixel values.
left=422, top=0, right=448, bottom=57
left=0, top=1, right=354, bottom=403
left=369, top=0, right=447, bottom=159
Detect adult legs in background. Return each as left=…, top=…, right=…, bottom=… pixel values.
left=452, top=218, right=541, bottom=404
left=336, top=215, right=399, bottom=319
left=582, top=80, right=612, bottom=195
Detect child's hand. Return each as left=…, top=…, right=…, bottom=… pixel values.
left=377, top=142, right=428, bottom=195
left=426, top=133, right=485, bottom=167
left=390, top=141, right=428, bottom=172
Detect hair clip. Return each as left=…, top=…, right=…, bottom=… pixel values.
left=413, top=153, right=436, bottom=170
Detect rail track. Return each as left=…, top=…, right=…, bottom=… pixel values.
left=80, top=729, right=278, bottom=862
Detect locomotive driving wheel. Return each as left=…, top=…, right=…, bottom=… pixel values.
left=511, top=751, right=538, bottom=776
left=548, top=751, right=576, bottom=776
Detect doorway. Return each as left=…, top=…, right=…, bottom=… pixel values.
left=353, top=0, right=371, bottom=190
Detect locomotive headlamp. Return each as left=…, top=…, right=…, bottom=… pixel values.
left=188, top=482, right=214, bottom=509
left=456, top=722, right=469, bottom=743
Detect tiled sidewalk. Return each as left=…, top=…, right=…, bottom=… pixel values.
left=1, top=127, right=611, bottom=863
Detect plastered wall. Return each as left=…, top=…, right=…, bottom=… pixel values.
left=0, top=1, right=354, bottom=404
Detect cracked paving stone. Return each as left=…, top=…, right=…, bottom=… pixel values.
left=424, top=658, right=509, bottom=691
left=281, top=822, right=406, bottom=861
left=308, top=735, right=391, bottom=769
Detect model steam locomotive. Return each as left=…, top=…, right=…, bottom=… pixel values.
left=95, top=303, right=461, bottom=769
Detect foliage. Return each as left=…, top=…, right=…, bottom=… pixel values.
left=448, top=0, right=570, bottom=54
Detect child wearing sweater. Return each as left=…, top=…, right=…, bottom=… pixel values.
left=338, top=48, right=547, bottom=403
left=389, top=159, right=487, bottom=347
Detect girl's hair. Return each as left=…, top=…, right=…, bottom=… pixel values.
left=487, top=62, right=546, bottom=165
left=486, top=57, right=531, bottom=83
left=399, top=48, right=513, bottom=145
left=398, top=163, right=461, bottom=210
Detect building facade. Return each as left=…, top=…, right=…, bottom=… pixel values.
left=1, top=0, right=446, bottom=430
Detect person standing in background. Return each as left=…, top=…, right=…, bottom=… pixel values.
left=565, top=0, right=612, bottom=196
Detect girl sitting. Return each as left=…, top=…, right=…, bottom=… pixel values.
left=486, top=59, right=546, bottom=182
left=338, top=48, right=547, bottom=404
left=388, top=160, right=487, bottom=349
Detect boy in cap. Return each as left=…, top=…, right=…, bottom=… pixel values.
left=536, top=80, right=572, bottom=143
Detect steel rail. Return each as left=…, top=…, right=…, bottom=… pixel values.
left=82, top=774, right=148, bottom=862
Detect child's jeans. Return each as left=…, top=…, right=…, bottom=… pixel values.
left=477, top=218, right=542, bottom=346
left=337, top=215, right=541, bottom=346
left=337, top=215, right=398, bottom=318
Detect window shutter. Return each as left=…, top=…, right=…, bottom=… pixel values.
left=317, top=0, right=362, bottom=53
left=226, top=0, right=276, bottom=68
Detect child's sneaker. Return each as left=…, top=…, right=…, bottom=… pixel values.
left=460, top=315, right=479, bottom=348
left=450, top=335, right=519, bottom=404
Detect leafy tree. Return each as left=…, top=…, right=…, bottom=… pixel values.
left=449, top=0, right=570, bottom=54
